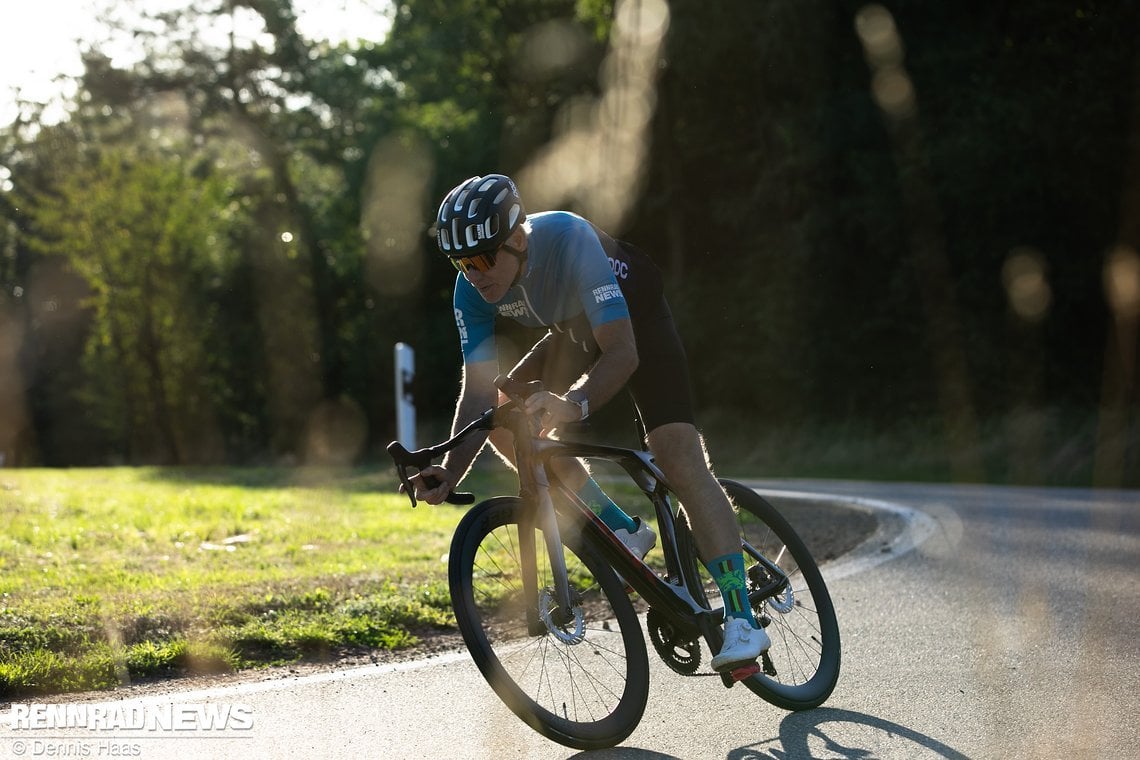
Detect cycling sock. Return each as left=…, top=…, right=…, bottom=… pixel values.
left=707, top=553, right=758, bottom=626
left=577, top=478, right=638, bottom=533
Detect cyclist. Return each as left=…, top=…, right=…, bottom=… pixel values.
left=411, top=174, right=770, bottom=671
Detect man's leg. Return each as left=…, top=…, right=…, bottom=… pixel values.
left=647, top=421, right=770, bottom=669
left=488, top=427, right=648, bottom=543
left=487, top=426, right=587, bottom=487
left=497, top=326, right=649, bottom=542
left=645, top=422, right=739, bottom=560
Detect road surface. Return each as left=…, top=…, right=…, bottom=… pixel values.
left=3, top=481, right=1137, bottom=759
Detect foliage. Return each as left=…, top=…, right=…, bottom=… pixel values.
left=22, top=148, right=246, bottom=463
left=0, top=0, right=1135, bottom=484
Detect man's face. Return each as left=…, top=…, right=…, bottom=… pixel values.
left=453, top=227, right=526, bottom=303
left=461, top=246, right=521, bottom=303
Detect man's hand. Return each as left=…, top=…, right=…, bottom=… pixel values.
left=524, top=391, right=584, bottom=437
left=406, top=465, right=460, bottom=505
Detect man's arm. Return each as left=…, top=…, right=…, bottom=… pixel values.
left=411, top=359, right=498, bottom=504
left=570, top=317, right=638, bottom=409
left=524, top=317, right=639, bottom=433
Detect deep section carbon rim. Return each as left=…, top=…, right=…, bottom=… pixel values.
left=682, top=480, right=841, bottom=709
left=449, top=497, right=649, bottom=750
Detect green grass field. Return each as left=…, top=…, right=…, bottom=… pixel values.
left=0, top=463, right=660, bottom=699
left=0, top=466, right=517, bottom=697
left=0, top=406, right=1118, bottom=699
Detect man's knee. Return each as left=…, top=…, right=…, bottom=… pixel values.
left=488, top=427, right=517, bottom=468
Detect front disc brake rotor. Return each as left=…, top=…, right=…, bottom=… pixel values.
left=537, top=588, right=586, bottom=644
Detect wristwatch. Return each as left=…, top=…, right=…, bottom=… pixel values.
left=565, top=389, right=589, bottom=421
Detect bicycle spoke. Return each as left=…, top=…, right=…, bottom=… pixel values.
left=677, top=482, right=840, bottom=709
left=452, top=498, right=648, bottom=747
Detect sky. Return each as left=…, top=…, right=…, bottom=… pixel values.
left=0, top=0, right=393, bottom=126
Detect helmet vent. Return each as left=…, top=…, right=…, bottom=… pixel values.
left=453, top=188, right=470, bottom=212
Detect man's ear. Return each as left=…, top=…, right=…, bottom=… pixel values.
left=506, top=225, right=527, bottom=251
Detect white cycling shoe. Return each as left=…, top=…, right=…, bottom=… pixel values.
left=612, top=518, right=656, bottom=589
left=614, top=517, right=656, bottom=561
left=711, top=617, right=771, bottom=672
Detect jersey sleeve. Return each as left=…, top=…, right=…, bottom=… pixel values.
left=453, top=276, right=497, bottom=363
left=562, top=220, right=631, bottom=328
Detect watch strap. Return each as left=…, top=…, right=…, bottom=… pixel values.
left=566, top=389, right=589, bottom=420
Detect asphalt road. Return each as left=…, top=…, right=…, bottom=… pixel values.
left=3, top=481, right=1138, bottom=760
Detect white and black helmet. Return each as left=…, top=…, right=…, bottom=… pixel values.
left=436, top=174, right=526, bottom=256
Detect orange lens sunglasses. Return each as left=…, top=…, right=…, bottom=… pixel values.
left=450, top=251, right=498, bottom=274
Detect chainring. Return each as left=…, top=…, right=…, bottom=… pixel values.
left=647, top=608, right=701, bottom=675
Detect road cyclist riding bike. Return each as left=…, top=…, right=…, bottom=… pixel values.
left=420, top=174, right=772, bottom=664
left=389, top=174, right=841, bottom=748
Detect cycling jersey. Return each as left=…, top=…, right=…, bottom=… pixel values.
left=451, top=210, right=695, bottom=432
left=454, top=211, right=631, bottom=363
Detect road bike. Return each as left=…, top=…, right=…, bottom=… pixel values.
left=387, top=377, right=841, bottom=750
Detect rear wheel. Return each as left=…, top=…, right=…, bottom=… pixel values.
left=678, top=480, right=841, bottom=709
left=449, top=497, right=650, bottom=750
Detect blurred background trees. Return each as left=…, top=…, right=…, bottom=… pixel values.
left=0, top=0, right=1136, bottom=485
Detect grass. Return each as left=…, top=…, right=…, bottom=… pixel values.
left=4, top=406, right=1127, bottom=698
left=0, top=462, right=661, bottom=699
left=0, top=466, right=526, bottom=698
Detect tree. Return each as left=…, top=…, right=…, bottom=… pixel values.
left=24, top=148, right=246, bottom=463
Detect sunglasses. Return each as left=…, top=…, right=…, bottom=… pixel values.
left=450, top=251, right=498, bottom=274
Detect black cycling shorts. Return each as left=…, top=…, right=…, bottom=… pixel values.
left=498, top=240, right=696, bottom=434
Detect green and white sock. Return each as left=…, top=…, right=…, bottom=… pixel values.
left=706, top=553, right=758, bottom=626
left=577, top=477, right=638, bottom=533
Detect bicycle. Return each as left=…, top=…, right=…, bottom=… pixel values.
left=387, top=376, right=841, bottom=750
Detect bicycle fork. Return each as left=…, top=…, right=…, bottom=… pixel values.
left=518, top=467, right=576, bottom=636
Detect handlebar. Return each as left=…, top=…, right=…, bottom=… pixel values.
left=385, top=440, right=475, bottom=508
left=386, top=375, right=544, bottom=508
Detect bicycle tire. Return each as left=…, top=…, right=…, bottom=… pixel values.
left=449, top=496, right=650, bottom=750
left=677, top=479, right=841, bottom=710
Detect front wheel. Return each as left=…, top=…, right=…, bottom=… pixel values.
left=679, top=480, right=841, bottom=710
left=448, top=497, right=650, bottom=750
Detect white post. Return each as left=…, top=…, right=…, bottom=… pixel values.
left=394, top=342, right=416, bottom=449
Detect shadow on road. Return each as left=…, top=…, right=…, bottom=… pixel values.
left=567, top=749, right=682, bottom=760
left=729, top=707, right=971, bottom=759
left=562, top=707, right=970, bottom=759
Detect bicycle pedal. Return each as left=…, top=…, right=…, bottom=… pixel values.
left=728, top=662, right=762, bottom=682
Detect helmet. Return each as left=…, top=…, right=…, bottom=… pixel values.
left=436, top=174, right=526, bottom=256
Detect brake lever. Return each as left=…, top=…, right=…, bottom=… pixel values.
left=495, top=375, right=544, bottom=401
left=386, top=441, right=475, bottom=508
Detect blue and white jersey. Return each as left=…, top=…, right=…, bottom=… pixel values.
left=453, top=211, right=631, bottom=363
